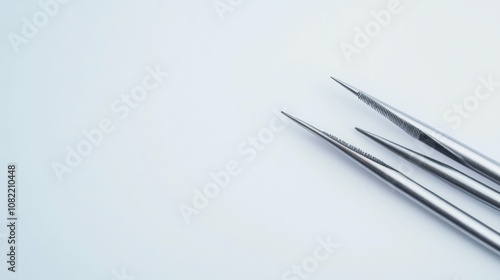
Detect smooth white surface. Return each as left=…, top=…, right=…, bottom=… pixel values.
left=1, top=0, right=499, bottom=279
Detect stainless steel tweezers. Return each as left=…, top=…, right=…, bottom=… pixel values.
left=283, top=78, right=500, bottom=257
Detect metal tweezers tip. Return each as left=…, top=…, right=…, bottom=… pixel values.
left=330, top=76, right=360, bottom=95
left=281, top=111, right=316, bottom=133
left=355, top=127, right=369, bottom=135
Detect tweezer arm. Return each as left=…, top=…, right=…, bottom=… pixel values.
left=362, top=91, right=500, bottom=186
left=363, top=164, right=500, bottom=257
left=282, top=111, right=500, bottom=257
left=356, top=128, right=500, bottom=211
left=331, top=77, right=500, bottom=185
left=326, top=134, right=500, bottom=257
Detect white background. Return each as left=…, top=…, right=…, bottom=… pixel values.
left=1, top=0, right=499, bottom=279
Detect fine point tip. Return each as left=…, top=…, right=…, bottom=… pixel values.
left=284, top=115, right=390, bottom=167
left=281, top=111, right=293, bottom=120
left=355, top=127, right=365, bottom=133
left=355, top=127, right=375, bottom=138
left=330, top=76, right=340, bottom=83
left=330, top=76, right=360, bottom=95
left=281, top=111, right=301, bottom=124
left=281, top=111, right=307, bottom=126
left=280, top=112, right=326, bottom=138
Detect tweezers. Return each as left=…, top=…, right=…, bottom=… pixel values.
left=282, top=79, right=500, bottom=257
left=329, top=78, right=500, bottom=211
left=330, top=77, right=500, bottom=185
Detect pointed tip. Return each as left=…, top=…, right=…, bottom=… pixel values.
left=280, top=112, right=313, bottom=130
left=355, top=128, right=397, bottom=153
left=279, top=112, right=338, bottom=143
left=281, top=111, right=298, bottom=123
left=355, top=127, right=368, bottom=135
left=330, top=76, right=344, bottom=85
left=330, top=76, right=360, bottom=95
left=355, top=128, right=424, bottom=164
left=355, top=127, right=377, bottom=139
left=284, top=116, right=391, bottom=168
left=280, top=111, right=344, bottom=149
